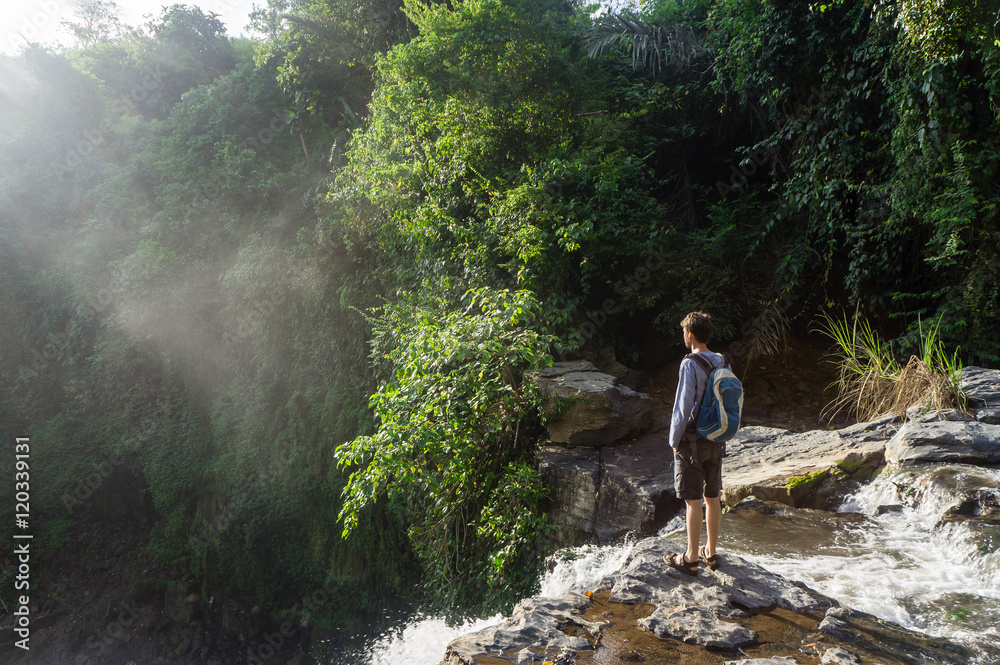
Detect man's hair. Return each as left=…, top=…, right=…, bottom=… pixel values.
left=681, top=311, right=712, bottom=343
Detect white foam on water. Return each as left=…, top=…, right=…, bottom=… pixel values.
left=740, top=464, right=1000, bottom=659
left=540, top=540, right=635, bottom=597
left=362, top=613, right=502, bottom=665
left=360, top=539, right=638, bottom=664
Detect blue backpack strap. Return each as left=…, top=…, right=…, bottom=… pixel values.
left=685, top=352, right=715, bottom=375
left=683, top=353, right=714, bottom=440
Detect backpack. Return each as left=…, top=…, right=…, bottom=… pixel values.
left=686, top=353, right=744, bottom=441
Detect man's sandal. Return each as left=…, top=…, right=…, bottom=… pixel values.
left=665, top=552, right=698, bottom=576
left=698, top=546, right=720, bottom=570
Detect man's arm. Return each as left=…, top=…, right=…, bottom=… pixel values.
left=668, top=359, right=698, bottom=449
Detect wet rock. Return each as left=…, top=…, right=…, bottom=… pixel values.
left=876, top=504, right=904, bottom=515
left=530, top=361, right=654, bottom=446
left=638, top=604, right=756, bottom=649
left=805, top=606, right=973, bottom=665
left=960, top=366, right=1000, bottom=408
left=606, top=538, right=834, bottom=614
left=440, top=595, right=597, bottom=665
left=729, top=496, right=777, bottom=514
left=724, top=659, right=799, bottom=665
left=885, top=421, right=1000, bottom=466
left=821, top=647, right=861, bottom=664
left=943, top=489, right=1000, bottom=521
left=442, top=537, right=973, bottom=665
left=817, top=611, right=858, bottom=640
left=443, top=537, right=832, bottom=664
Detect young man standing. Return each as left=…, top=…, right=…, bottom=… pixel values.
left=666, top=311, right=727, bottom=575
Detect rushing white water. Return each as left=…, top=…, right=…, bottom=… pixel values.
left=359, top=614, right=502, bottom=665
left=353, top=465, right=1000, bottom=664
left=354, top=535, right=645, bottom=665
left=725, top=464, right=1000, bottom=659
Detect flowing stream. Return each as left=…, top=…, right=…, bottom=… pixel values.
left=333, top=463, right=1000, bottom=664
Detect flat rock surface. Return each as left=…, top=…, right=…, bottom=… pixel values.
left=885, top=420, right=1000, bottom=466
left=606, top=537, right=835, bottom=613
left=441, top=595, right=597, bottom=665
left=720, top=420, right=892, bottom=508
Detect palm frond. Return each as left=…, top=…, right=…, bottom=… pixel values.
left=586, top=12, right=711, bottom=77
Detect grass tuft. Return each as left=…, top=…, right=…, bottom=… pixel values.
left=818, top=311, right=965, bottom=422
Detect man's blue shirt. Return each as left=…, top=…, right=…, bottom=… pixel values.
left=668, top=351, right=725, bottom=449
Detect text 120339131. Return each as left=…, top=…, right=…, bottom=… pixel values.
left=13, top=437, right=32, bottom=651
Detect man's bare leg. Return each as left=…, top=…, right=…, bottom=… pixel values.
left=685, top=498, right=702, bottom=564
left=704, top=496, right=721, bottom=557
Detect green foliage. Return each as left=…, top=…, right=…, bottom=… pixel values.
left=61, top=0, right=126, bottom=48
left=72, top=5, right=237, bottom=119
left=250, top=0, right=410, bottom=127
left=337, top=288, right=555, bottom=611
left=0, top=8, right=402, bottom=627
left=706, top=0, right=1000, bottom=359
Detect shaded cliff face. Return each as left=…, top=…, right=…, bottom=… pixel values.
left=441, top=537, right=974, bottom=665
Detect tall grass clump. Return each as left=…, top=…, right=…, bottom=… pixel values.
left=819, top=311, right=965, bottom=422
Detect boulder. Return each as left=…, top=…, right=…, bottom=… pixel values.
left=728, top=496, right=777, bottom=515
left=804, top=606, right=973, bottom=665
left=885, top=420, right=1000, bottom=466
left=960, top=366, right=1000, bottom=408
left=721, top=421, right=890, bottom=509
left=530, top=361, right=654, bottom=446
left=584, top=346, right=649, bottom=391
left=943, top=488, right=1000, bottom=521
left=440, top=595, right=597, bottom=665
left=974, top=406, right=1000, bottom=425
left=594, top=430, right=683, bottom=543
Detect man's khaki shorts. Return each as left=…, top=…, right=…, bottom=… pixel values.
left=673, top=435, right=723, bottom=500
